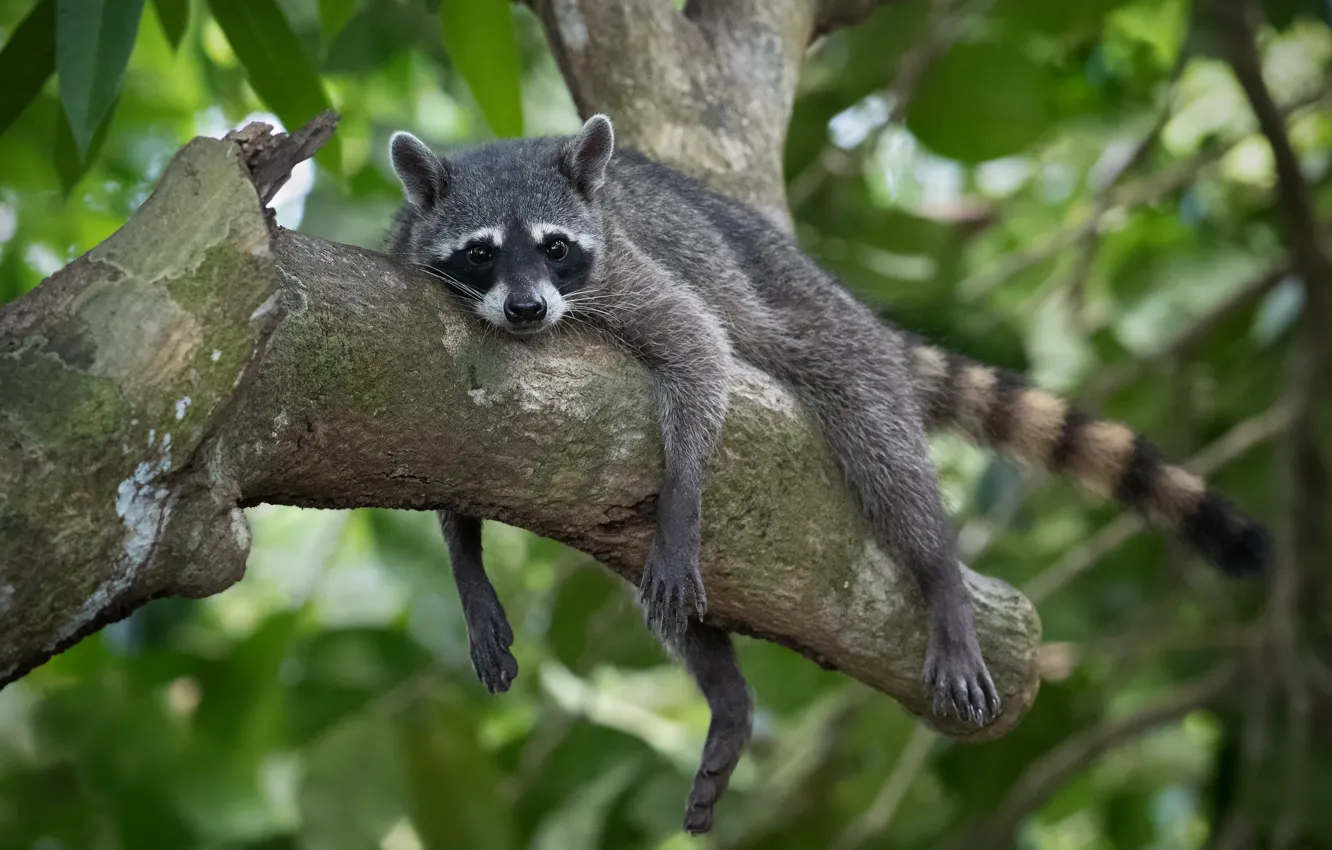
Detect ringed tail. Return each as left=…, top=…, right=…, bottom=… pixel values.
left=906, top=338, right=1272, bottom=577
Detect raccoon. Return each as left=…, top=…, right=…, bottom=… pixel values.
left=385, top=115, right=1270, bottom=834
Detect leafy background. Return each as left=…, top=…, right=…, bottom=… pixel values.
left=1, top=0, right=1330, bottom=848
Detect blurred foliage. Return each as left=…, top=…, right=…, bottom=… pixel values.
left=1, top=0, right=1331, bottom=848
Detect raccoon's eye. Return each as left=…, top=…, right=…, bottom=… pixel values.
left=466, top=244, right=493, bottom=265
left=544, top=239, right=568, bottom=261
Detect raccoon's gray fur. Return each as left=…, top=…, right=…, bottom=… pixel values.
left=386, top=115, right=1271, bottom=835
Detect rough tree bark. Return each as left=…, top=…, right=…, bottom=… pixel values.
left=0, top=0, right=1042, bottom=739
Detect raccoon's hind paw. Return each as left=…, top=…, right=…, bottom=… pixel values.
left=465, top=601, right=519, bottom=694
left=683, top=727, right=746, bottom=834
left=638, top=545, right=707, bottom=643
left=922, top=642, right=1001, bottom=727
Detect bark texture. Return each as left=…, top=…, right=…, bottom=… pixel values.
left=0, top=122, right=1042, bottom=739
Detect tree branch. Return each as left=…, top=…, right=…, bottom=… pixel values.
left=0, top=122, right=1042, bottom=740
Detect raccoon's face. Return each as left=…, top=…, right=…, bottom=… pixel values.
left=389, top=116, right=615, bottom=336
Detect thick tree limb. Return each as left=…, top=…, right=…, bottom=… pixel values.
left=0, top=122, right=1042, bottom=739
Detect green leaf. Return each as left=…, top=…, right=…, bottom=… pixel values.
left=548, top=566, right=663, bottom=674
left=204, top=0, right=340, bottom=169
left=318, top=0, right=360, bottom=42
left=53, top=91, right=117, bottom=195
left=401, top=685, right=516, bottom=850
left=530, top=761, right=642, bottom=850
left=191, top=610, right=301, bottom=748
left=439, top=0, right=522, bottom=137
left=905, top=41, right=1050, bottom=163
left=287, top=627, right=432, bottom=745
left=151, top=0, right=188, bottom=49
left=0, top=0, right=56, bottom=139
left=56, top=0, right=146, bottom=157
left=299, top=708, right=408, bottom=849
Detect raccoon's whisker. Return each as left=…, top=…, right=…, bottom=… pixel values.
left=563, top=294, right=616, bottom=311
left=562, top=293, right=617, bottom=304
left=567, top=306, right=614, bottom=322
left=413, top=265, right=484, bottom=301
left=410, top=262, right=462, bottom=284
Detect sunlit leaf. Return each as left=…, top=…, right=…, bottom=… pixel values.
left=204, top=0, right=341, bottom=169
left=150, top=0, right=187, bottom=49
left=56, top=0, right=145, bottom=156
left=906, top=41, right=1051, bottom=163
left=439, top=0, right=523, bottom=137
left=0, top=0, right=56, bottom=139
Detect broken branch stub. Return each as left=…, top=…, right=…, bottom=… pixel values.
left=0, top=118, right=1042, bottom=738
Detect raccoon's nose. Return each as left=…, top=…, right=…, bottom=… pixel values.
left=503, top=292, right=547, bottom=324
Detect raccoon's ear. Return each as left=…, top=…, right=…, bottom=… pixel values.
left=389, top=131, right=450, bottom=208
left=562, top=114, right=614, bottom=198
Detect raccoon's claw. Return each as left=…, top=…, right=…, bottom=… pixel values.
left=465, top=601, right=519, bottom=694
left=922, top=642, right=1001, bottom=727
left=638, top=549, right=707, bottom=642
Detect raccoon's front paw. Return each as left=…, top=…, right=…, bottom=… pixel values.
left=465, top=601, right=519, bottom=694
left=638, top=544, right=707, bottom=642
left=922, top=638, right=1001, bottom=727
